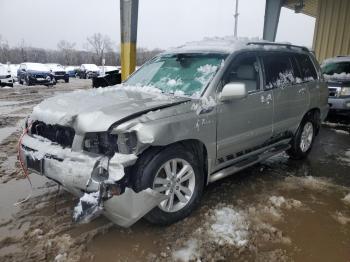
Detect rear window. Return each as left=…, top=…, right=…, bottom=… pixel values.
left=295, top=54, right=318, bottom=81
left=262, top=54, right=295, bottom=89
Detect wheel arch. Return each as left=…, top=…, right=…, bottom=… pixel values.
left=130, top=139, right=209, bottom=189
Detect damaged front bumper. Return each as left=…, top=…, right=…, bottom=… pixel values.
left=19, top=134, right=166, bottom=227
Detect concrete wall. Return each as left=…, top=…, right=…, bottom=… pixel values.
left=313, top=0, right=350, bottom=62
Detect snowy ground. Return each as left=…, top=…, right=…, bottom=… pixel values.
left=0, top=81, right=349, bottom=261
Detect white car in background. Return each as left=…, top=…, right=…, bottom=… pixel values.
left=77, top=64, right=100, bottom=79
left=0, top=63, right=14, bottom=88
left=46, top=63, right=69, bottom=83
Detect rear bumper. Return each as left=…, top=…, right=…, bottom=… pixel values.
left=328, top=97, right=350, bottom=111
left=0, top=77, right=13, bottom=86
left=20, top=134, right=165, bottom=227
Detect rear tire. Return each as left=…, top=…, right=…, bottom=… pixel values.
left=287, top=116, right=316, bottom=160
left=133, top=145, right=204, bottom=225
left=25, top=77, right=31, bottom=86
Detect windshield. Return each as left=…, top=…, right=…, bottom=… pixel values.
left=322, top=62, right=350, bottom=76
left=47, top=64, right=64, bottom=71
left=125, top=53, right=227, bottom=96
left=27, top=63, right=49, bottom=72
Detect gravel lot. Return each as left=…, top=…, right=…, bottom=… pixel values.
left=0, top=80, right=349, bottom=262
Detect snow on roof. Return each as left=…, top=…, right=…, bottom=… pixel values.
left=23, top=63, right=50, bottom=72
left=46, top=63, right=64, bottom=71
left=169, top=36, right=262, bottom=54
left=322, top=56, right=350, bottom=65
left=81, top=64, right=99, bottom=71
left=0, top=64, right=10, bottom=75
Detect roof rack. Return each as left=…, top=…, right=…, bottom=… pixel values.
left=247, top=42, right=309, bottom=52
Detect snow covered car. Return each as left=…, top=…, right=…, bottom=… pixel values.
left=17, top=63, right=55, bottom=86
left=19, top=39, right=328, bottom=227
left=65, top=66, right=78, bottom=77
left=46, top=63, right=69, bottom=83
left=0, top=63, right=14, bottom=87
left=77, top=64, right=100, bottom=79
left=321, top=56, right=350, bottom=114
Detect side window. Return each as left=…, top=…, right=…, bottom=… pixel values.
left=263, top=54, right=295, bottom=89
left=295, top=54, right=318, bottom=81
left=224, top=54, right=260, bottom=93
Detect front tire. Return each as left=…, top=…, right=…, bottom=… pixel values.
left=287, top=117, right=315, bottom=160
left=133, top=145, right=204, bottom=225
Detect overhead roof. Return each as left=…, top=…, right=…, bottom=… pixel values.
left=283, top=0, right=318, bottom=17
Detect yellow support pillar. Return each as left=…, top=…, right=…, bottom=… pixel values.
left=120, top=0, right=139, bottom=81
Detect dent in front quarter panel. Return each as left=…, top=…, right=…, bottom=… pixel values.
left=114, top=107, right=218, bottom=177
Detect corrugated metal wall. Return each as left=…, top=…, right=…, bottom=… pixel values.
left=284, top=0, right=318, bottom=17
left=313, top=0, right=350, bottom=62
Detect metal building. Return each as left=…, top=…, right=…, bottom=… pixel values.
left=264, top=0, right=350, bottom=61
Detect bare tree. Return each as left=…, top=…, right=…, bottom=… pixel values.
left=57, top=40, right=76, bottom=65
left=86, top=33, right=113, bottom=65
left=0, top=35, right=10, bottom=63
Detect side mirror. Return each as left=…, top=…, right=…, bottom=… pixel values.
left=219, top=82, right=247, bottom=102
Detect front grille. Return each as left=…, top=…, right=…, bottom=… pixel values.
left=328, top=88, right=338, bottom=97
left=31, top=121, right=75, bottom=147
left=55, top=71, right=66, bottom=76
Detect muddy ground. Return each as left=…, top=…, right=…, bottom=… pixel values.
left=0, top=80, right=349, bottom=262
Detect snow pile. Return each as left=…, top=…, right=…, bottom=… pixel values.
left=172, top=239, right=199, bottom=262
left=342, top=193, right=350, bottom=205
left=209, top=207, right=249, bottom=247
left=172, top=196, right=303, bottom=260
left=332, top=211, right=350, bottom=225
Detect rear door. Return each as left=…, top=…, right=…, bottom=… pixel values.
left=216, top=52, right=273, bottom=165
left=261, top=52, right=309, bottom=137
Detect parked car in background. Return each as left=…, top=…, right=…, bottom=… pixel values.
left=9, top=64, right=20, bottom=82
left=321, top=56, right=350, bottom=115
left=0, top=63, right=14, bottom=87
left=17, top=63, right=55, bottom=86
left=77, top=64, right=100, bottom=79
left=46, top=63, right=69, bottom=83
left=98, top=66, right=120, bottom=75
left=20, top=39, right=328, bottom=227
left=65, top=66, right=78, bottom=78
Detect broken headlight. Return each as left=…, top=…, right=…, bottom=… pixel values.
left=83, top=132, right=118, bottom=156
left=117, top=132, right=138, bottom=154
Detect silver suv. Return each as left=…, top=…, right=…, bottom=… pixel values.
left=20, top=40, right=329, bottom=227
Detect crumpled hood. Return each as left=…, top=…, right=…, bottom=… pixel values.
left=30, top=85, right=189, bottom=133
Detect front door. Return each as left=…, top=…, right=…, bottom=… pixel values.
left=216, top=53, right=273, bottom=166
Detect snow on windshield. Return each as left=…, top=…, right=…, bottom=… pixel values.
left=125, top=54, right=226, bottom=96
left=26, top=63, right=50, bottom=72
left=322, top=61, right=350, bottom=79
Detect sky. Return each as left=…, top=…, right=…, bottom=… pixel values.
left=0, top=0, right=316, bottom=51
